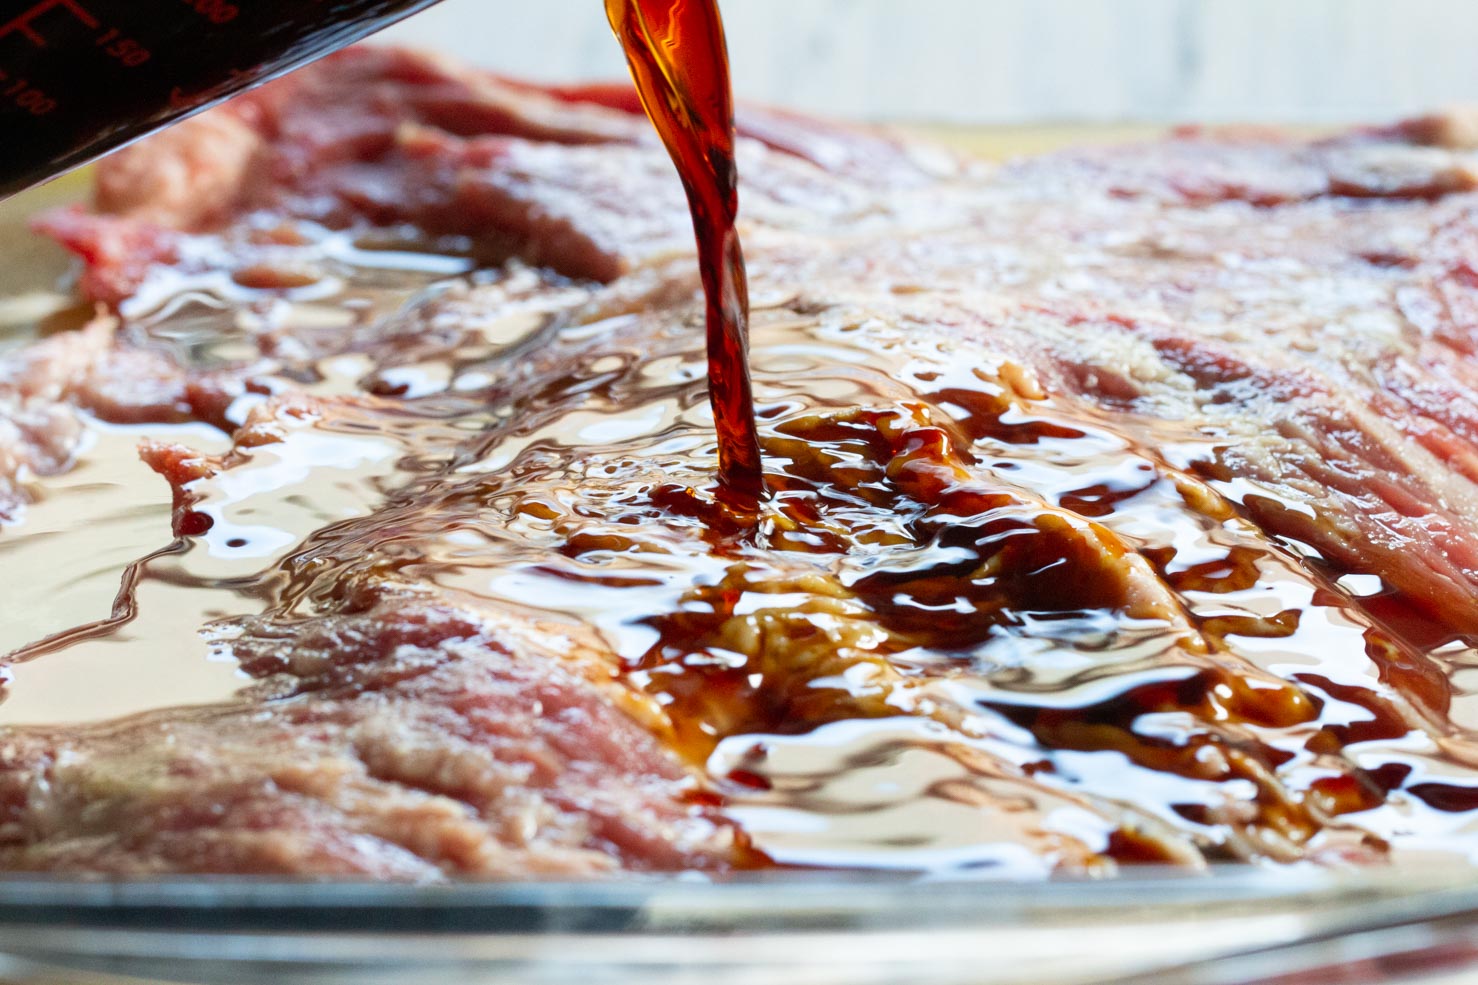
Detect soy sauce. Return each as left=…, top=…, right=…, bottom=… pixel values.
left=0, top=0, right=765, bottom=502
left=605, top=0, right=765, bottom=504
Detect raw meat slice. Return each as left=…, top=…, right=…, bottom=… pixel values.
left=12, top=46, right=1478, bottom=876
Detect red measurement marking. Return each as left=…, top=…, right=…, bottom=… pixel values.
left=0, top=0, right=99, bottom=48
left=180, top=0, right=238, bottom=25
left=0, top=70, right=56, bottom=114
left=94, top=27, right=149, bottom=66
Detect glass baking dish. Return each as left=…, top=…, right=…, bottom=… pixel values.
left=5, top=148, right=1478, bottom=985
left=0, top=867, right=1477, bottom=985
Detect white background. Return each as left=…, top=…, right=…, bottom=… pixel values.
left=383, top=0, right=1478, bottom=125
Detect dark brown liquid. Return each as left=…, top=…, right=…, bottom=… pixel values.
left=605, top=0, right=764, bottom=504
left=6, top=209, right=1478, bottom=873
left=8, top=36, right=1478, bottom=875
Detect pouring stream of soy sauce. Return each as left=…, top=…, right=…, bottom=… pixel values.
left=605, top=0, right=766, bottom=506
left=0, top=0, right=764, bottom=502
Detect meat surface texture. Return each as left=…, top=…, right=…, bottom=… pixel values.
left=9, top=46, right=1478, bottom=877
left=0, top=597, right=731, bottom=876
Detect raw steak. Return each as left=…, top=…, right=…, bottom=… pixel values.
left=7, top=47, right=1478, bottom=876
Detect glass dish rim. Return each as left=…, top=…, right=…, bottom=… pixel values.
left=0, top=863, right=1473, bottom=933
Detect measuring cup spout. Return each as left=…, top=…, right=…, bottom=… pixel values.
left=0, top=0, right=444, bottom=198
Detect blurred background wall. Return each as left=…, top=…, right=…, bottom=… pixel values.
left=383, top=0, right=1477, bottom=124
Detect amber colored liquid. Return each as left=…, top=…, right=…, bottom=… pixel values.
left=605, top=0, right=765, bottom=504
left=8, top=200, right=1478, bottom=874
left=10, top=26, right=1478, bottom=876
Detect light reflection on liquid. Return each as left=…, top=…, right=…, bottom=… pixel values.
left=2, top=219, right=1476, bottom=874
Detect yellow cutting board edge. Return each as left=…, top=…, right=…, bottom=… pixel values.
left=0, top=169, right=92, bottom=324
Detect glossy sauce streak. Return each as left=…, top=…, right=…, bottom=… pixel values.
left=605, top=0, right=764, bottom=504
left=6, top=84, right=1478, bottom=875
left=3, top=228, right=1478, bottom=872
